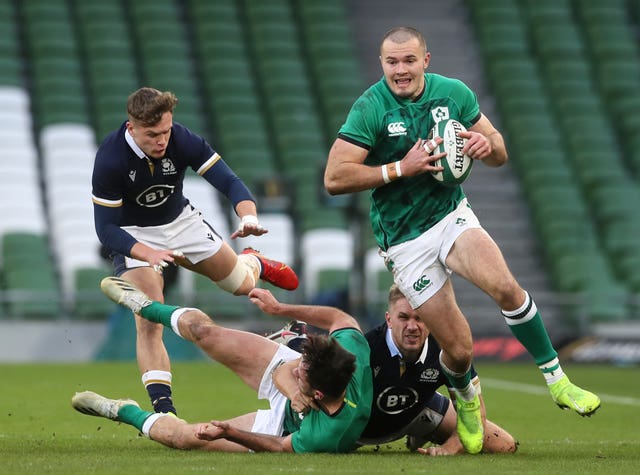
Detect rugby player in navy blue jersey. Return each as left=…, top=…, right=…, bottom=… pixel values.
left=359, top=284, right=516, bottom=455
left=92, top=87, right=299, bottom=415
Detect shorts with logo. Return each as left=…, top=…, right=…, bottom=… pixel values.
left=251, top=344, right=301, bottom=436
left=382, top=198, right=482, bottom=309
left=358, top=391, right=449, bottom=445
left=113, top=204, right=224, bottom=275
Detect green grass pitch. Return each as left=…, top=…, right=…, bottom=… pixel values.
left=2, top=361, right=638, bottom=474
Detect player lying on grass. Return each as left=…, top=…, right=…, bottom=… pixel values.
left=269, top=285, right=517, bottom=456
left=358, top=284, right=517, bottom=455
left=71, top=277, right=372, bottom=453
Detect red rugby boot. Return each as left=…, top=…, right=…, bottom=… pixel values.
left=241, top=247, right=299, bottom=290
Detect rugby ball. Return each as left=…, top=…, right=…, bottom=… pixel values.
left=427, top=119, right=472, bottom=186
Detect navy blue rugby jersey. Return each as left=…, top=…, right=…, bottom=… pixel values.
left=361, top=322, right=476, bottom=440
left=92, top=121, right=253, bottom=255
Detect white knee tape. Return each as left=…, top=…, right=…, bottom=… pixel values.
left=215, top=258, right=253, bottom=293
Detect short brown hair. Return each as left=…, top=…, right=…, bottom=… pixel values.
left=387, top=283, right=406, bottom=306
left=302, top=334, right=356, bottom=399
left=127, top=87, right=178, bottom=126
left=381, top=26, right=427, bottom=53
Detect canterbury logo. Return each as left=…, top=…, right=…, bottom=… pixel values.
left=412, top=275, right=431, bottom=292
left=387, top=122, right=407, bottom=136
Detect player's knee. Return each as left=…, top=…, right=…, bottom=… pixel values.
left=490, top=279, right=523, bottom=310
left=162, top=426, right=194, bottom=450
left=441, top=343, right=473, bottom=372
left=185, top=316, right=220, bottom=344
left=214, top=259, right=254, bottom=294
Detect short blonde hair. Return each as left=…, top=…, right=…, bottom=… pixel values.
left=387, top=283, right=406, bottom=306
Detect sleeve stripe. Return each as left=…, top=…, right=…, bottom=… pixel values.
left=196, top=153, right=221, bottom=175
left=92, top=195, right=123, bottom=207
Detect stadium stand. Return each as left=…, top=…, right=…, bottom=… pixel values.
left=73, top=0, right=140, bottom=142
left=468, top=0, right=636, bottom=322
left=0, top=0, right=60, bottom=319
left=185, top=0, right=279, bottom=192
left=301, top=228, right=354, bottom=302
left=40, top=124, right=110, bottom=318
left=4, top=0, right=640, bottom=336
left=1, top=232, right=62, bottom=319
left=242, top=0, right=340, bottom=232
left=129, top=0, right=207, bottom=136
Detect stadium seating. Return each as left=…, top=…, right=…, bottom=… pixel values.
left=297, top=0, right=366, bottom=140
left=40, top=124, right=109, bottom=317
left=129, top=0, right=207, bottom=136
left=7, top=0, right=639, bottom=330
left=20, top=0, right=90, bottom=129
left=186, top=0, right=278, bottom=194
left=1, top=232, right=62, bottom=319
left=0, top=88, right=46, bottom=237
left=468, top=0, right=637, bottom=321
left=0, top=0, right=23, bottom=87
left=73, top=1, right=140, bottom=141
left=300, top=228, right=354, bottom=302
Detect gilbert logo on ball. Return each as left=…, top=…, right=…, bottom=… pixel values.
left=427, top=119, right=473, bottom=186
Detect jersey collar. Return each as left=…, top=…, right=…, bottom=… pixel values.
left=385, top=328, right=429, bottom=364
left=125, top=129, right=149, bottom=160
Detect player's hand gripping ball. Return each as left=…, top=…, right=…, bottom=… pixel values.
left=426, top=119, right=473, bottom=186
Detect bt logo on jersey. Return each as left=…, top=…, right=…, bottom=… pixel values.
left=377, top=386, right=419, bottom=414
left=136, top=184, right=176, bottom=207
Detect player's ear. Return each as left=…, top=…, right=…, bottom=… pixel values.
left=423, top=51, right=431, bottom=70
left=313, top=389, right=325, bottom=401
left=385, top=312, right=392, bottom=327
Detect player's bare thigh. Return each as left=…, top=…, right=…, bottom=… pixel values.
left=177, top=241, right=238, bottom=281
left=179, top=316, right=280, bottom=391
left=122, top=266, right=165, bottom=301
left=183, top=242, right=257, bottom=295
left=445, top=228, right=524, bottom=309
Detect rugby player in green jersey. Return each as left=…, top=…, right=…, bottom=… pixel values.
left=324, top=26, right=600, bottom=454
left=72, top=277, right=372, bottom=454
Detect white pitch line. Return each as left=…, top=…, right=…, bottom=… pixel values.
left=481, top=377, right=640, bottom=406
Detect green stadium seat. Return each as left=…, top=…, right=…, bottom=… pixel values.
left=552, top=252, right=616, bottom=294
left=316, top=269, right=350, bottom=295
left=0, top=4, right=23, bottom=87
left=2, top=232, right=62, bottom=319
left=72, top=267, right=112, bottom=320
left=521, top=0, right=573, bottom=25
left=531, top=24, right=586, bottom=59
left=476, top=24, right=530, bottom=58
left=192, top=274, right=254, bottom=320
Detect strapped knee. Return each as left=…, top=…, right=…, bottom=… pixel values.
left=215, top=258, right=253, bottom=293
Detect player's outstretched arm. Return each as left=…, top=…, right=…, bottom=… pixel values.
left=196, top=420, right=294, bottom=452
left=248, top=288, right=360, bottom=333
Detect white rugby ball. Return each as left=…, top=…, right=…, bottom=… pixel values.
left=427, top=119, right=472, bottom=186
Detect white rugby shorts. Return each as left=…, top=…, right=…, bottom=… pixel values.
left=382, top=198, right=482, bottom=309
left=251, top=344, right=301, bottom=436
left=121, top=204, right=224, bottom=270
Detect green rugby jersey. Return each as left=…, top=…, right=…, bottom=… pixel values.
left=338, top=73, right=481, bottom=250
left=283, top=328, right=372, bottom=453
